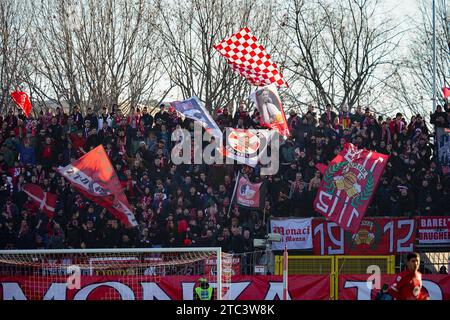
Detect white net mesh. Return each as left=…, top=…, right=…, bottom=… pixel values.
left=0, top=248, right=225, bottom=300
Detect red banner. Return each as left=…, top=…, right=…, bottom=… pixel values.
left=57, top=145, right=137, bottom=227
left=416, top=217, right=450, bottom=246
left=0, top=275, right=330, bottom=300
left=339, top=274, right=450, bottom=300
left=205, top=257, right=241, bottom=276
left=314, top=143, right=389, bottom=233
left=313, top=217, right=415, bottom=255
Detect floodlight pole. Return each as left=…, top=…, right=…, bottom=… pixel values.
left=432, top=0, right=437, bottom=112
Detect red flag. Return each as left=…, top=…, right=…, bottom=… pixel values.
left=313, top=143, right=389, bottom=233
left=232, top=174, right=266, bottom=209
left=56, top=145, right=137, bottom=228
left=214, top=27, right=288, bottom=88
left=315, top=163, right=328, bottom=175
left=22, top=184, right=57, bottom=218
left=442, top=87, right=450, bottom=99
left=10, top=91, right=32, bottom=118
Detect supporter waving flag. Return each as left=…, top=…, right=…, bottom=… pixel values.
left=22, top=184, right=57, bottom=218
left=313, top=143, right=389, bottom=233
left=10, top=91, right=32, bottom=118
left=56, top=145, right=137, bottom=228
left=214, top=27, right=288, bottom=88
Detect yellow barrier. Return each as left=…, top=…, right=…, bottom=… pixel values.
left=275, top=255, right=335, bottom=299
left=275, top=255, right=395, bottom=300
left=334, top=255, right=395, bottom=299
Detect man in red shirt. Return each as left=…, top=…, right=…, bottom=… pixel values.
left=389, top=252, right=429, bottom=300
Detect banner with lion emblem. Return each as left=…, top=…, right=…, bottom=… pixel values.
left=313, top=143, right=389, bottom=233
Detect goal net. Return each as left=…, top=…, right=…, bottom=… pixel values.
left=0, top=247, right=230, bottom=300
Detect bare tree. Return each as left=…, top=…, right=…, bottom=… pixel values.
left=0, top=0, right=33, bottom=113
left=276, top=0, right=404, bottom=113
left=155, top=0, right=279, bottom=112
left=395, top=0, right=449, bottom=116
left=28, top=0, right=166, bottom=113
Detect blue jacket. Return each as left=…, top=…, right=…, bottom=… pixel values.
left=19, top=145, right=36, bottom=165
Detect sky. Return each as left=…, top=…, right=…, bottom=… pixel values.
left=385, top=0, right=421, bottom=19
left=160, top=0, right=426, bottom=101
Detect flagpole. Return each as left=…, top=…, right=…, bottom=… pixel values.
left=432, top=0, right=437, bottom=112
left=227, top=171, right=240, bottom=218
left=282, top=244, right=288, bottom=301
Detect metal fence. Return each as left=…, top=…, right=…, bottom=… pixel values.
left=398, top=251, right=450, bottom=274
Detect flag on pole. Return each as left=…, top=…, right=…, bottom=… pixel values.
left=231, top=173, right=266, bottom=209
left=313, top=143, right=389, bottom=233
left=57, top=145, right=137, bottom=228
left=213, top=27, right=288, bottom=88
left=443, top=87, right=450, bottom=99
left=10, top=91, right=32, bottom=117
left=22, top=184, right=57, bottom=218
left=250, top=84, right=290, bottom=137
left=171, top=96, right=222, bottom=139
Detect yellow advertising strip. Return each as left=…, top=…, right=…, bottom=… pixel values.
left=276, top=255, right=394, bottom=300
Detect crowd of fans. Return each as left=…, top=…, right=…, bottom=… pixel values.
left=0, top=100, right=449, bottom=252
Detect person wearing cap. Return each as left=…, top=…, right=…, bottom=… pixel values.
left=193, top=278, right=214, bottom=300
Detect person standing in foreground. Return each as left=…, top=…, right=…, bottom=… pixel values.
left=388, top=252, right=429, bottom=300
left=193, top=278, right=214, bottom=300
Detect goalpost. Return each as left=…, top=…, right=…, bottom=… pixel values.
left=0, top=247, right=231, bottom=300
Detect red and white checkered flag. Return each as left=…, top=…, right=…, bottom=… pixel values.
left=214, top=27, right=288, bottom=88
